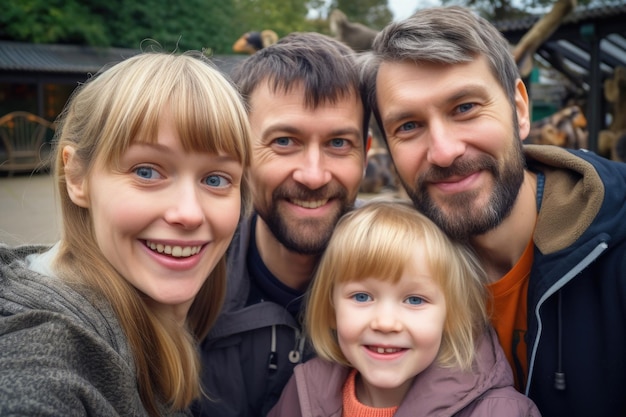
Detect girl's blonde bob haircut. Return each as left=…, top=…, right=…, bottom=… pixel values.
left=306, top=199, right=489, bottom=371
left=52, top=51, right=251, bottom=415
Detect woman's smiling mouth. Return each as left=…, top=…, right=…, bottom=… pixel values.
left=145, top=240, right=202, bottom=258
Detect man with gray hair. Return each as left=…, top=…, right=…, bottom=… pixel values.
left=363, top=6, right=626, bottom=417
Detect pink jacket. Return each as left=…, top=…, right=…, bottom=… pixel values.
left=268, top=327, right=541, bottom=417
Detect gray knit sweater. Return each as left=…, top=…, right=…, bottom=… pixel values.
left=0, top=244, right=187, bottom=416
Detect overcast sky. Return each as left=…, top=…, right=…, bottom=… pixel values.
left=388, top=0, right=443, bottom=21
left=388, top=0, right=418, bottom=20
left=308, top=0, right=444, bottom=23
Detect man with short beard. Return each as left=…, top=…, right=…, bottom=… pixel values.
left=192, top=32, right=370, bottom=417
left=363, top=6, right=626, bottom=417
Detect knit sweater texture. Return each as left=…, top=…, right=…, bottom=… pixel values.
left=0, top=244, right=189, bottom=417
left=341, top=369, right=397, bottom=417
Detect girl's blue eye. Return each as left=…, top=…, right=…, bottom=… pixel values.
left=353, top=293, right=371, bottom=303
left=134, top=166, right=159, bottom=179
left=204, top=174, right=230, bottom=188
left=405, top=296, right=424, bottom=305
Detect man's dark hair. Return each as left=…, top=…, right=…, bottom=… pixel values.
left=231, top=32, right=371, bottom=147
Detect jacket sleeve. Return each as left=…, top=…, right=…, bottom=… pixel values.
left=267, top=373, right=302, bottom=417
left=0, top=309, right=144, bottom=416
left=463, top=387, right=542, bottom=417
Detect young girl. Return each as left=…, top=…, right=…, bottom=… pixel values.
left=0, top=52, right=251, bottom=416
left=269, top=199, right=540, bottom=417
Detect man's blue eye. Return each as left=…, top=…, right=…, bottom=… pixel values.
left=330, top=138, right=346, bottom=147
left=406, top=296, right=424, bottom=305
left=275, top=137, right=291, bottom=146
left=399, top=121, right=417, bottom=131
left=204, top=175, right=230, bottom=188
left=458, top=103, right=474, bottom=113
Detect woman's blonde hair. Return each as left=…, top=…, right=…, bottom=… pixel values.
left=52, top=52, right=251, bottom=415
left=306, top=198, right=489, bottom=371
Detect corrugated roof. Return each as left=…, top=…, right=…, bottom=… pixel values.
left=0, top=41, right=140, bottom=73
left=0, top=40, right=247, bottom=75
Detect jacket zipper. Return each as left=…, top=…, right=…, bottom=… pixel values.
left=525, top=241, right=608, bottom=396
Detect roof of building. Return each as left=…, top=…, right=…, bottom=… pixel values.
left=1, top=4, right=624, bottom=99
left=492, top=2, right=626, bottom=153
left=493, top=2, right=626, bottom=86
left=0, top=40, right=247, bottom=76
left=1, top=3, right=623, bottom=84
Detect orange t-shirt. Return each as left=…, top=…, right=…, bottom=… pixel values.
left=342, top=369, right=398, bottom=417
left=486, top=238, right=533, bottom=391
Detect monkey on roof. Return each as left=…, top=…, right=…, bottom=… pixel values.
left=329, top=9, right=378, bottom=52
left=232, top=30, right=279, bottom=54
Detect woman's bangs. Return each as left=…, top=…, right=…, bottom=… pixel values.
left=169, top=68, right=249, bottom=163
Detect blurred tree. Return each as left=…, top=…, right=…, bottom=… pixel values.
left=233, top=0, right=310, bottom=39
left=0, top=0, right=110, bottom=45
left=328, top=0, right=392, bottom=29
left=201, top=2, right=244, bottom=54
left=0, top=0, right=390, bottom=53
left=0, top=0, right=308, bottom=53
left=306, top=0, right=328, bottom=19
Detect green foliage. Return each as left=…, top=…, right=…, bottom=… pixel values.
left=0, top=0, right=393, bottom=53
left=232, top=0, right=310, bottom=38
left=0, top=0, right=249, bottom=53
left=1, top=0, right=109, bottom=45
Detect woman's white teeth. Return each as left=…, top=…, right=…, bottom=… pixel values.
left=146, top=241, right=201, bottom=257
left=291, top=198, right=328, bottom=208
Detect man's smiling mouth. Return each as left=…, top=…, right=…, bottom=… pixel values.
left=290, top=198, right=329, bottom=209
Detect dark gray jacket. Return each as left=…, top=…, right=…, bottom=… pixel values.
left=0, top=244, right=186, bottom=417
left=194, top=215, right=311, bottom=417
left=522, top=146, right=626, bottom=416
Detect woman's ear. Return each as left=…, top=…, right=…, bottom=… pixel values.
left=63, top=146, right=90, bottom=208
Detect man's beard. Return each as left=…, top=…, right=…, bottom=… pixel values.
left=256, top=182, right=354, bottom=255
left=402, top=135, right=525, bottom=241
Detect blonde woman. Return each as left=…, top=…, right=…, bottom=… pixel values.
left=269, top=200, right=540, bottom=417
left=0, top=52, right=251, bottom=416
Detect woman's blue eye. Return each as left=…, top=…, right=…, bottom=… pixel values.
left=353, top=293, right=371, bottom=303
left=204, top=174, right=230, bottom=188
left=134, top=166, right=158, bottom=179
left=405, top=296, right=424, bottom=305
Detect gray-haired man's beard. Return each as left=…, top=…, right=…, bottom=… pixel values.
left=402, top=142, right=525, bottom=241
